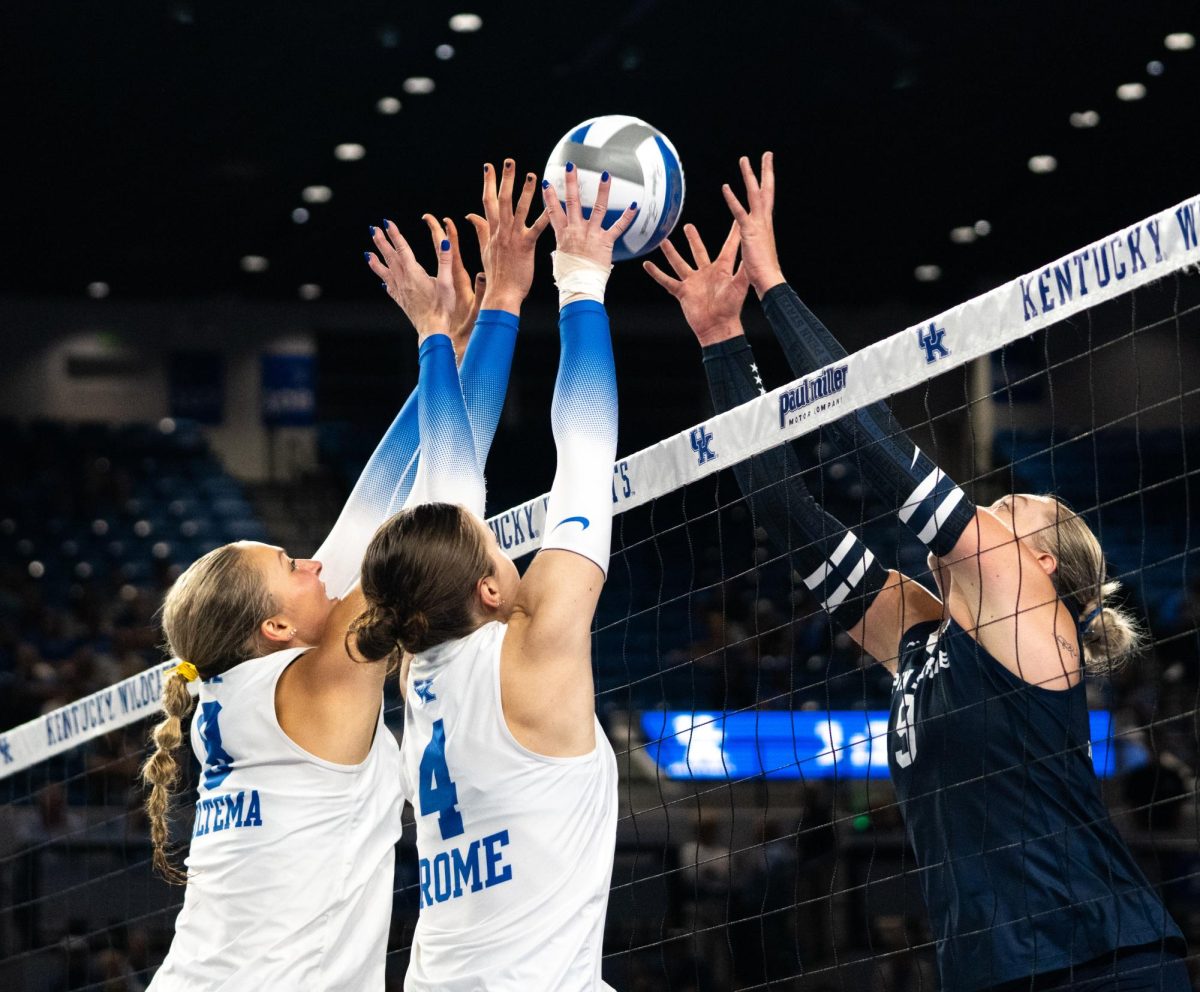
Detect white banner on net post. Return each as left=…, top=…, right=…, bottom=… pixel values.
left=1, top=192, right=1197, bottom=781
left=485, top=193, right=1200, bottom=559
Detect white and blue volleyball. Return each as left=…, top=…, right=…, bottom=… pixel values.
left=544, top=115, right=685, bottom=261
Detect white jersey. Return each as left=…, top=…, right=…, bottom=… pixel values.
left=400, top=621, right=618, bottom=991
left=150, top=648, right=402, bottom=991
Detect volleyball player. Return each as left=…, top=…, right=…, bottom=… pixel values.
left=644, top=154, right=1188, bottom=991
left=142, top=160, right=545, bottom=989
left=352, top=165, right=635, bottom=991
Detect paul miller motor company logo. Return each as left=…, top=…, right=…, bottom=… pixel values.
left=778, top=364, right=849, bottom=428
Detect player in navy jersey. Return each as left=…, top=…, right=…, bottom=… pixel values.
left=141, top=160, right=542, bottom=990
left=352, top=165, right=636, bottom=991
left=645, top=154, right=1188, bottom=991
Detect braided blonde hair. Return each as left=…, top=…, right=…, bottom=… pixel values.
left=141, top=544, right=274, bottom=883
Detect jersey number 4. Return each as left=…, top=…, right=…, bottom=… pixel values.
left=419, top=719, right=465, bottom=840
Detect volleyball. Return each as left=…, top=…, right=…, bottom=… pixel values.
left=544, top=114, right=685, bottom=261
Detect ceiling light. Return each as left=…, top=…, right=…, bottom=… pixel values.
left=1069, top=110, right=1100, bottom=128
left=1027, top=154, right=1058, bottom=174
left=334, top=143, right=366, bottom=161
left=298, top=283, right=322, bottom=301
left=1146, top=60, right=1165, bottom=76
left=1116, top=82, right=1147, bottom=101
left=914, top=264, right=942, bottom=283
left=403, top=76, right=436, bottom=95
left=87, top=281, right=110, bottom=299
left=301, top=185, right=332, bottom=204
left=292, top=207, right=310, bottom=224
left=949, top=226, right=977, bottom=244
left=449, top=13, right=483, bottom=32
left=973, top=219, right=992, bottom=237
left=436, top=44, right=455, bottom=60
left=240, top=255, right=269, bottom=273
left=1164, top=32, right=1195, bottom=51
left=376, top=96, right=402, bottom=115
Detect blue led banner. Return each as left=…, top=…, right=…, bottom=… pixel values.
left=640, top=711, right=1144, bottom=781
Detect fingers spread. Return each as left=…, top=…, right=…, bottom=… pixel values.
left=722, top=183, right=750, bottom=223
left=465, top=213, right=490, bottom=254
left=562, top=162, right=583, bottom=224
left=482, top=163, right=499, bottom=228
left=643, top=259, right=681, bottom=296
left=659, top=236, right=693, bottom=279
left=497, top=159, right=516, bottom=224
left=602, top=201, right=638, bottom=245
left=717, top=219, right=741, bottom=269
left=760, top=150, right=775, bottom=214
left=589, top=170, right=612, bottom=229
left=738, top=154, right=761, bottom=210
left=540, top=179, right=566, bottom=235
left=365, top=252, right=391, bottom=282
left=683, top=223, right=710, bottom=267
left=422, top=213, right=447, bottom=253
left=381, top=220, right=407, bottom=256
left=515, top=172, right=538, bottom=228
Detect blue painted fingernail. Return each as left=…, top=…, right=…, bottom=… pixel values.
left=381, top=282, right=387, bottom=289
left=601, top=170, right=610, bottom=182
left=565, top=161, right=575, bottom=173
left=363, top=252, right=372, bottom=262
left=441, top=239, right=450, bottom=251
left=541, top=179, right=550, bottom=189
left=630, top=202, right=638, bottom=210
left=381, top=219, right=390, bottom=230
left=368, top=225, right=376, bottom=237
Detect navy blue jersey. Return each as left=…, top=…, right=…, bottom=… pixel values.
left=887, top=618, right=1183, bottom=990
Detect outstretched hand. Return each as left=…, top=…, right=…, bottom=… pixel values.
left=365, top=224, right=458, bottom=342
left=466, top=158, right=550, bottom=316
left=643, top=222, right=750, bottom=347
left=541, top=163, right=638, bottom=267
left=722, top=151, right=785, bottom=298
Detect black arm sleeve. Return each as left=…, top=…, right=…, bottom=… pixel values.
left=761, top=283, right=976, bottom=557
left=702, top=336, right=888, bottom=630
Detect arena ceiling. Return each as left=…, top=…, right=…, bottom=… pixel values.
left=4, top=0, right=1197, bottom=307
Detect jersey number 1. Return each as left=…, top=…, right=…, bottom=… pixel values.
left=419, top=719, right=465, bottom=840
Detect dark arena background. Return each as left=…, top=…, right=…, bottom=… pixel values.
left=3, top=2, right=1200, bottom=990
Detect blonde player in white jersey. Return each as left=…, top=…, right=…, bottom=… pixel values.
left=353, top=164, right=636, bottom=991
left=141, top=160, right=548, bottom=990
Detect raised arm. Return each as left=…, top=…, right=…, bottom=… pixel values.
left=644, top=222, right=931, bottom=668
left=502, top=165, right=637, bottom=757
left=726, top=153, right=1076, bottom=687
left=274, top=236, right=467, bottom=764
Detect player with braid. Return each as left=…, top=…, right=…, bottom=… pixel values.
left=143, top=159, right=545, bottom=990
left=353, top=163, right=635, bottom=991
left=645, top=154, right=1187, bottom=991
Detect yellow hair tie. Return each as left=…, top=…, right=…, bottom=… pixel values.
left=171, top=660, right=200, bottom=683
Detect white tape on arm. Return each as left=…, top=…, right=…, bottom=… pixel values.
left=552, top=250, right=613, bottom=308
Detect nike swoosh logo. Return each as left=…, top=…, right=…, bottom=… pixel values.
left=553, top=516, right=590, bottom=531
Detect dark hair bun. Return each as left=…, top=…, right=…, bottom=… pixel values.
left=352, top=605, right=402, bottom=662
left=399, top=611, right=430, bottom=652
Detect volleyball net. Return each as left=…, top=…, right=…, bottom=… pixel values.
left=2, top=195, right=1200, bottom=989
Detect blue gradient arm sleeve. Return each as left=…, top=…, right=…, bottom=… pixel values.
left=406, top=333, right=486, bottom=517
left=539, top=300, right=617, bottom=576
left=457, top=309, right=519, bottom=472
left=313, top=389, right=419, bottom=598
left=761, top=283, right=975, bottom=557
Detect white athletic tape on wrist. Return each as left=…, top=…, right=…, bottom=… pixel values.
left=552, top=250, right=613, bottom=308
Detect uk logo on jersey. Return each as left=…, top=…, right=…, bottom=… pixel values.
left=917, top=322, right=950, bottom=363
left=690, top=424, right=716, bottom=465
left=413, top=678, right=437, bottom=704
